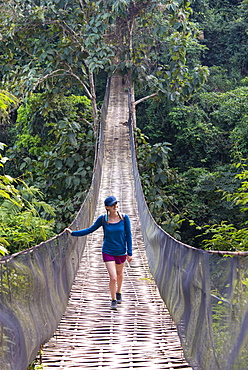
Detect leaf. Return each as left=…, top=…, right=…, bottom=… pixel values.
left=0, top=244, right=9, bottom=256
left=0, top=143, right=7, bottom=151
left=55, top=159, right=63, bottom=170
left=0, top=190, right=11, bottom=200
left=66, top=157, right=75, bottom=168
left=68, top=132, right=78, bottom=146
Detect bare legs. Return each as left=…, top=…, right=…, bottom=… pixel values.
left=105, top=261, right=125, bottom=300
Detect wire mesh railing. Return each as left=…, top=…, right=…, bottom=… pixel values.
left=0, top=76, right=247, bottom=370
left=0, top=79, right=110, bottom=370
left=128, top=94, right=248, bottom=370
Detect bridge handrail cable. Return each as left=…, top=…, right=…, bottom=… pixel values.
left=0, top=78, right=247, bottom=370
left=128, top=89, right=248, bottom=370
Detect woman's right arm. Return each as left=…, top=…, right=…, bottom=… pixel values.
left=66, top=215, right=103, bottom=236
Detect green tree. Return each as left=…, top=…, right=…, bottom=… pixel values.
left=136, top=85, right=248, bottom=172
left=0, top=0, right=209, bottom=132
left=6, top=93, right=95, bottom=232
left=200, top=164, right=248, bottom=252
left=203, top=163, right=248, bottom=251
left=0, top=143, right=55, bottom=255
left=135, top=128, right=184, bottom=238
left=192, top=0, right=248, bottom=82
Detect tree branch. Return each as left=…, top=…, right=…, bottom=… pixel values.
left=78, top=0, right=85, bottom=12
left=82, top=118, right=94, bottom=129
left=61, top=20, right=81, bottom=41
left=134, top=92, right=158, bottom=106
left=69, top=72, right=92, bottom=99
left=33, top=69, right=68, bottom=90
left=33, top=68, right=92, bottom=100
left=63, top=62, right=92, bottom=99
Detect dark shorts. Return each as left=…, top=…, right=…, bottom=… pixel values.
left=102, top=252, right=127, bottom=265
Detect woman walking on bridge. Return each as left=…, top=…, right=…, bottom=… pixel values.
left=66, top=196, right=132, bottom=310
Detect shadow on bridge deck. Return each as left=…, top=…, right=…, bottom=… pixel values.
left=41, top=76, right=192, bottom=369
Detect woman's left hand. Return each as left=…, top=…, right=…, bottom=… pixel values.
left=127, top=255, right=132, bottom=263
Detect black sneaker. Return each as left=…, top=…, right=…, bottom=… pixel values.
left=116, top=292, right=122, bottom=304
left=110, top=299, right=117, bottom=310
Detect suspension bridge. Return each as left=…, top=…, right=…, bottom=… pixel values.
left=0, top=75, right=247, bottom=370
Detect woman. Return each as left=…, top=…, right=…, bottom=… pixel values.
left=66, top=196, right=132, bottom=310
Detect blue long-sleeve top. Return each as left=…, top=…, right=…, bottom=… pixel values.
left=71, top=214, right=132, bottom=256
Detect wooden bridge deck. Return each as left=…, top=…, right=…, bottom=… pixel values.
left=41, top=76, right=192, bottom=369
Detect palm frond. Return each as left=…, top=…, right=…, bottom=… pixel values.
left=0, top=90, right=19, bottom=119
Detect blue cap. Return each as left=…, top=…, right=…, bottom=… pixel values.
left=104, top=196, right=119, bottom=206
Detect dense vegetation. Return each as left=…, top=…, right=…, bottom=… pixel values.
left=0, top=0, right=248, bottom=254
left=135, top=0, right=248, bottom=250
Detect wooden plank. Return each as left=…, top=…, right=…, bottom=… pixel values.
left=41, top=76, right=192, bottom=370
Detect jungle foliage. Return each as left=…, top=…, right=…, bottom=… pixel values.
left=0, top=0, right=248, bottom=252
left=6, top=93, right=95, bottom=235
left=0, top=0, right=209, bottom=253
left=135, top=0, right=248, bottom=250
left=0, top=143, right=56, bottom=255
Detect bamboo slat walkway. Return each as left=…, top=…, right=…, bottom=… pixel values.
left=41, top=76, right=192, bottom=369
